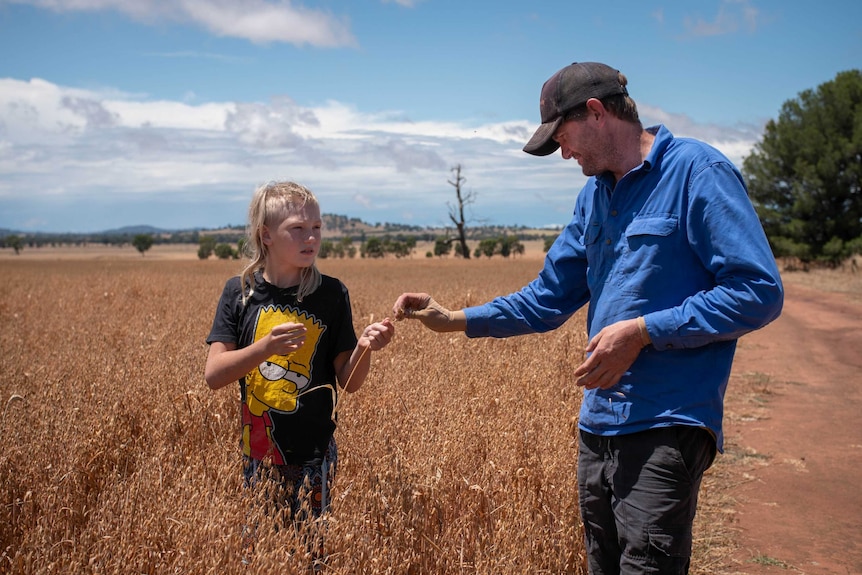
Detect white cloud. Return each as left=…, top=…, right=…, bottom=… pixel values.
left=8, top=0, right=357, bottom=46
left=682, top=0, right=761, bottom=38
left=0, top=76, right=546, bottom=231
left=0, top=77, right=763, bottom=233
left=638, top=103, right=761, bottom=166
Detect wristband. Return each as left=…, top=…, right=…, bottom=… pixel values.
left=637, top=316, right=652, bottom=347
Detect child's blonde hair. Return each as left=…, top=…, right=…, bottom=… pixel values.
left=240, top=181, right=322, bottom=305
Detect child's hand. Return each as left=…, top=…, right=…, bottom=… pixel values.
left=268, top=322, right=307, bottom=355
left=359, top=318, right=395, bottom=351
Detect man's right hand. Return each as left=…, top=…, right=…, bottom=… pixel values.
left=392, top=292, right=467, bottom=333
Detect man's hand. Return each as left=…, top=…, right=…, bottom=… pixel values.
left=573, top=318, right=648, bottom=390
left=392, top=292, right=466, bottom=333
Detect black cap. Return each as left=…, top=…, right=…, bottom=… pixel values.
left=523, top=62, right=628, bottom=156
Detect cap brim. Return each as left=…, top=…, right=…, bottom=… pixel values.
left=523, top=117, right=562, bottom=156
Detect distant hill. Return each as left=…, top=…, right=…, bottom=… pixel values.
left=1, top=215, right=394, bottom=238
left=100, top=225, right=171, bottom=236
left=0, top=224, right=173, bottom=238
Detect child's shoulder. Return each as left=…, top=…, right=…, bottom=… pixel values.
left=222, top=274, right=245, bottom=292
left=218, top=274, right=258, bottom=303
left=319, top=273, right=349, bottom=293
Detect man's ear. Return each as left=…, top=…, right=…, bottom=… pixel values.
left=261, top=225, right=272, bottom=246
left=585, top=98, right=604, bottom=120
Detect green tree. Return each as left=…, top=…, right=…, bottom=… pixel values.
left=498, top=235, right=524, bottom=258
left=477, top=238, right=497, bottom=258
left=433, top=237, right=452, bottom=257
left=6, top=235, right=23, bottom=255
left=743, top=69, right=862, bottom=264
left=387, top=240, right=411, bottom=258
left=132, top=234, right=154, bottom=256
left=214, top=243, right=236, bottom=259
left=340, top=237, right=357, bottom=259
left=198, top=236, right=216, bottom=260
left=363, top=237, right=386, bottom=258
left=319, top=240, right=334, bottom=259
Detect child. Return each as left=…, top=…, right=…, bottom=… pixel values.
left=205, top=181, right=394, bottom=565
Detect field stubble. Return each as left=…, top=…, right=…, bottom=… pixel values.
left=1, top=257, right=732, bottom=574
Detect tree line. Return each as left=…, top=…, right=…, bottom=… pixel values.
left=1, top=222, right=557, bottom=259
left=190, top=233, right=543, bottom=260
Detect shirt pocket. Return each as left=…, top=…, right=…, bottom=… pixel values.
left=581, top=222, right=605, bottom=289
left=616, top=215, right=680, bottom=296
left=625, top=215, right=678, bottom=242
left=581, top=220, right=603, bottom=247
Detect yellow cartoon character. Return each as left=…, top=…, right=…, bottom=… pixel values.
left=241, top=305, right=324, bottom=463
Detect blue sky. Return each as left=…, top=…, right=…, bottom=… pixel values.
left=1, top=0, right=860, bottom=233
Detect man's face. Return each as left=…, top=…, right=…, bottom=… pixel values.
left=552, top=115, right=607, bottom=177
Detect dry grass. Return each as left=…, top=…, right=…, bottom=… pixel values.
left=1, top=253, right=813, bottom=574
left=778, top=261, right=862, bottom=299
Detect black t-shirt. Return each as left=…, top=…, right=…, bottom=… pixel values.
left=207, top=272, right=358, bottom=464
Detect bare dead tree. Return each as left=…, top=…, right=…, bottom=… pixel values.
left=447, top=164, right=474, bottom=259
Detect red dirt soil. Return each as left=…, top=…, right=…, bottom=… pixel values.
left=723, top=278, right=862, bottom=574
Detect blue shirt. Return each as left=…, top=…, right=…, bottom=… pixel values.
left=464, top=125, right=783, bottom=451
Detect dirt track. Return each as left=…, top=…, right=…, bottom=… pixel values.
left=723, top=276, right=862, bottom=574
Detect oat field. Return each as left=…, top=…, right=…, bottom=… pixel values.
left=0, top=256, right=730, bottom=574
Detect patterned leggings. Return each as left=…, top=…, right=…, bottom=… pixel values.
left=242, top=437, right=337, bottom=562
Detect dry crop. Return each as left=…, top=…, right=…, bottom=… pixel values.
left=1, top=256, right=732, bottom=574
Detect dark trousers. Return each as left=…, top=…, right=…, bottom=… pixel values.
left=578, top=426, right=716, bottom=575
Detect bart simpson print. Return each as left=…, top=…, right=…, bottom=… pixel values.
left=242, top=304, right=325, bottom=463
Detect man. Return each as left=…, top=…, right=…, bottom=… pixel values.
left=392, top=61, right=783, bottom=574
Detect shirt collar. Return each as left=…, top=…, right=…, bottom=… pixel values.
left=644, top=124, right=673, bottom=171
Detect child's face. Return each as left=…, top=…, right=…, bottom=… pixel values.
left=263, top=202, right=322, bottom=268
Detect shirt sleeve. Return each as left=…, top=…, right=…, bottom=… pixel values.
left=206, top=277, right=242, bottom=345
left=335, top=281, right=359, bottom=354
left=464, top=220, right=591, bottom=338
left=645, top=161, right=784, bottom=349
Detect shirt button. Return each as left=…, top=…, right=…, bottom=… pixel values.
left=666, top=344, right=674, bottom=349
left=611, top=210, right=618, bottom=217
left=605, top=239, right=611, bottom=245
